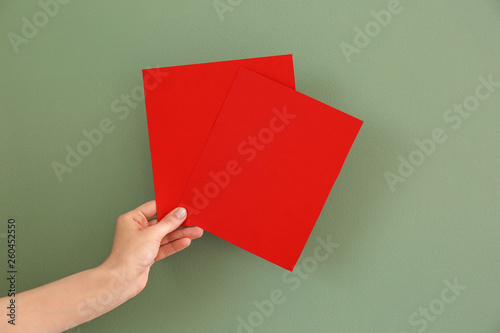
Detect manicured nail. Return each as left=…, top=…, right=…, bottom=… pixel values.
left=174, top=207, right=187, bottom=219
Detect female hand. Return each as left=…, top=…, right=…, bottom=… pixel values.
left=101, top=200, right=204, bottom=297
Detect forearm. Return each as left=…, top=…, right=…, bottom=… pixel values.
left=0, top=202, right=198, bottom=332
left=0, top=264, right=138, bottom=333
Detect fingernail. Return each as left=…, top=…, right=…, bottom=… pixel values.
left=174, top=207, right=187, bottom=219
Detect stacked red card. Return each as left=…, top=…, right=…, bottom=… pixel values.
left=142, top=55, right=362, bottom=271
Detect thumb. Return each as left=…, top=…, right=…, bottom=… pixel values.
left=148, top=207, right=187, bottom=239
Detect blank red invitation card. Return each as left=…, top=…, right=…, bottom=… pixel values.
left=179, top=68, right=363, bottom=270
left=142, top=55, right=295, bottom=222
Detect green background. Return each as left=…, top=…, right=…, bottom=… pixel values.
left=1, top=0, right=499, bottom=332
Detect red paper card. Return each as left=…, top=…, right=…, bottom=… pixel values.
left=142, top=55, right=295, bottom=222
left=179, top=68, right=363, bottom=271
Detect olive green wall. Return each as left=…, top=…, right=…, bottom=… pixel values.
left=1, top=1, right=499, bottom=332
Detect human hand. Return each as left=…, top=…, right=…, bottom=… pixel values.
left=101, top=200, right=203, bottom=298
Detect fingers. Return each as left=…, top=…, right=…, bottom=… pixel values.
left=134, top=200, right=157, bottom=219
left=147, top=218, right=158, bottom=227
left=155, top=238, right=192, bottom=262
left=147, top=207, right=187, bottom=239
left=160, top=226, right=203, bottom=246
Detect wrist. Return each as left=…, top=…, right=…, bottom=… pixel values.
left=95, top=261, right=143, bottom=302
left=98, top=257, right=148, bottom=298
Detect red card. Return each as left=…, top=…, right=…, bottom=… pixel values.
left=179, top=68, right=363, bottom=271
left=142, top=55, right=295, bottom=222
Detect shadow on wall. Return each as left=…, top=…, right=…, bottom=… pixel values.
left=306, top=81, right=409, bottom=276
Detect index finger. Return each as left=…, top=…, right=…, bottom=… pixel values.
left=133, top=200, right=157, bottom=219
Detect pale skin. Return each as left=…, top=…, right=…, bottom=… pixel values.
left=0, top=200, right=203, bottom=333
